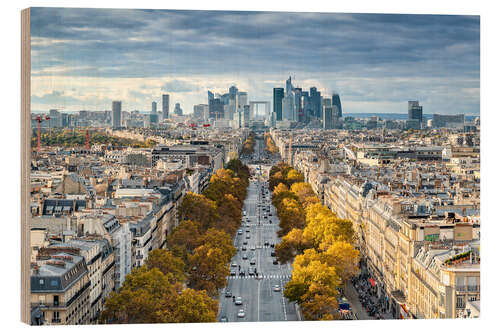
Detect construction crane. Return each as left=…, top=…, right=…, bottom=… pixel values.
left=35, top=114, right=50, bottom=152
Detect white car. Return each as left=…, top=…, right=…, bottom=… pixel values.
left=235, top=297, right=243, bottom=305
left=273, top=285, right=281, bottom=292
left=237, top=309, right=245, bottom=318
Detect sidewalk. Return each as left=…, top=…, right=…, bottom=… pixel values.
left=344, top=281, right=370, bottom=320
left=344, top=280, right=394, bottom=320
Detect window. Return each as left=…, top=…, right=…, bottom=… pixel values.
left=39, top=279, right=44, bottom=285
left=469, top=296, right=477, bottom=302
left=53, top=295, right=59, bottom=306
left=456, top=296, right=465, bottom=309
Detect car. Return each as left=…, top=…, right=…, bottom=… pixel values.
left=270, top=244, right=275, bottom=248
left=239, top=271, right=245, bottom=276
left=219, top=316, right=228, bottom=322
left=243, top=241, right=248, bottom=245
left=248, top=270, right=254, bottom=276
left=242, top=254, right=248, bottom=260
left=246, top=229, right=250, bottom=233
left=238, top=230, right=243, bottom=235
left=271, top=251, right=276, bottom=257
left=225, top=290, right=232, bottom=297
left=246, top=235, right=251, bottom=239
left=250, top=259, right=256, bottom=265
left=273, top=285, right=281, bottom=292
left=264, top=241, right=269, bottom=246
left=230, top=270, right=236, bottom=276
left=237, top=309, right=245, bottom=318
left=231, top=262, right=237, bottom=267
left=273, top=259, right=279, bottom=265
left=242, top=247, right=247, bottom=251
left=235, top=297, right=243, bottom=305
left=250, top=246, right=256, bottom=251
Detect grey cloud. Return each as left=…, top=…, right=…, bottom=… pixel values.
left=161, top=80, right=199, bottom=93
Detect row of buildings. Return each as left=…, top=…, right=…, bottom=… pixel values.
left=270, top=125, right=480, bottom=319
left=29, top=128, right=249, bottom=325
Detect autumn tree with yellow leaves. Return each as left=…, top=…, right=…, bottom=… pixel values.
left=270, top=164, right=360, bottom=320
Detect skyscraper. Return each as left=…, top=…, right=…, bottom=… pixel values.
left=174, top=103, right=183, bottom=116
left=323, top=106, right=334, bottom=129
left=332, top=93, right=342, bottom=118
left=293, top=87, right=303, bottom=122
left=162, top=94, right=169, bottom=120
left=273, top=88, right=284, bottom=121
left=193, top=104, right=207, bottom=120
left=112, top=101, right=122, bottom=129
left=152, top=101, right=157, bottom=114
left=209, top=98, right=224, bottom=120
left=208, top=90, right=214, bottom=101
left=408, top=101, right=423, bottom=122
left=310, top=87, right=322, bottom=118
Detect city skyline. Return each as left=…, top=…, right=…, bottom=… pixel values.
left=31, top=8, right=479, bottom=115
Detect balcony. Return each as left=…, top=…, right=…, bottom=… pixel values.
left=456, top=285, right=467, bottom=292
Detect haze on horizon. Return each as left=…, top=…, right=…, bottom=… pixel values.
left=30, top=8, right=480, bottom=115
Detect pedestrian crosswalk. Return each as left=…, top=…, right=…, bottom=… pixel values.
left=227, top=274, right=291, bottom=280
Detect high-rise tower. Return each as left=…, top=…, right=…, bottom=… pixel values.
left=162, top=94, right=170, bottom=120
left=112, top=101, right=122, bottom=129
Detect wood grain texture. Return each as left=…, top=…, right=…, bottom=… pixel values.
left=21, top=7, right=31, bottom=325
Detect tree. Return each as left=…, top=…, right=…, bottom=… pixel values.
left=290, top=182, right=319, bottom=208
left=195, top=228, right=237, bottom=263
left=215, top=194, right=242, bottom=236
left=171, top=288, right=218, bottom=323
left=100, top=267, right=178, bottom=323
left=319, top=241, right=360, bottom=284
left=277, top=198, right=305, bottom=237
left=167, top=220, right=202, bottom=263
left=178, top=192, right=218, bottom=231
left=285, top=169, right=304, bottom=186
left=301, top=294, right=340, bottom=321
left=188, top=245, right=230, bottom=297
left=145, top=249, right=186, bottom=284
left=284, top=258, right=340, bottom=305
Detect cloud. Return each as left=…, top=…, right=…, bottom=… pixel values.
left=31, top=90, right=81, bottom=105
left=161, top=80, right=199, bottom=93
left=28, top=8, right=480, bottom=115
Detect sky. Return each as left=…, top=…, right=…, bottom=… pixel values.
left=30, top=8, right=480, bottom=115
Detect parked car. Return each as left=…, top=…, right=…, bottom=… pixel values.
left=230, top=270, right=236, bottom=276
left=250, top=259, right=256, bottom=265
left=225, top=290, right=232, bottom=297
left=237, top=309, right=245, bottom=318
left=235, top=297, right=243, bottom=305
left=238, top=230, right=243, bottom=235
left=271, top=251, right=276, bottom=257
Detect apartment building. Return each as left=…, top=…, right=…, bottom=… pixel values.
left=31, top=248, right=91, bottom=325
